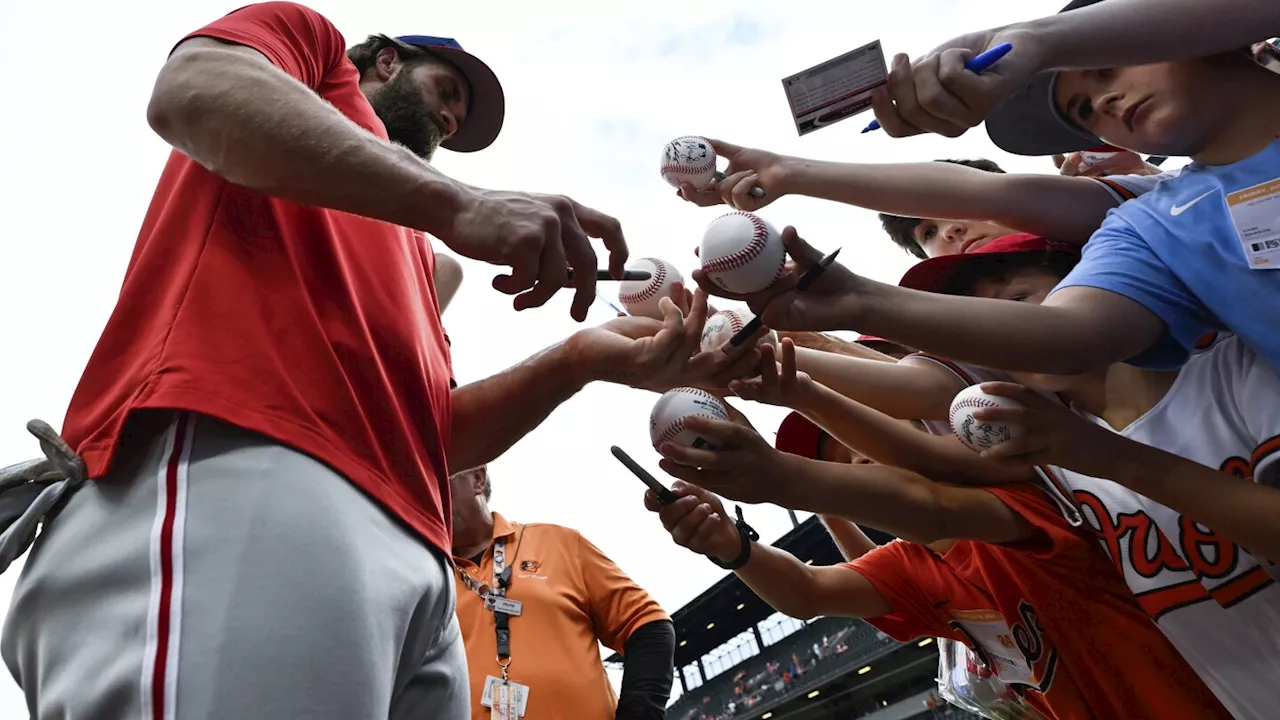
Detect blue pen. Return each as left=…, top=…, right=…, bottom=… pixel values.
left=862, top=42, right=1014, bottom=133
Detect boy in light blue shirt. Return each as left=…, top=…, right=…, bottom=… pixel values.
left=705, top=0, right=1280, bottom=378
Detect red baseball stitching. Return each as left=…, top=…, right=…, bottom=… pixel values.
left=662, top=163, right=716, bottom=176
left=701, top=213, right=783, bottom=286
left=619, top=259, right=667, bottom=305
left=725, top=311, right=746, bottom=334
left=654, top=389, right=727, bottom=446
left=948, top=396, right=998, bottom=426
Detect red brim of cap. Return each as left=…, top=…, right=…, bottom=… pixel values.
left=898, top=233, right=1079, bottom=294
left=775, top=412, right=824, bottom=460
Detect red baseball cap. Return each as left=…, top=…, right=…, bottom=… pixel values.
left=774, top=412, right=824, bottom=461
left=898, top=233, right=1080, bottom=295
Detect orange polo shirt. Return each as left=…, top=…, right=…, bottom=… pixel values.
left=454, top=513, right=670, bottom=720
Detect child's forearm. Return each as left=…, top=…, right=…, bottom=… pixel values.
left=848, top=280, right=1163, bottom=375
left=1107, top=440, right=1280, bottom=562
left=780, top=158, right=1113, bottom=244
left=731, top=542, right=881, bottom=619
left=1021, top=0, right=1280, bottom=72
left=819, top=515, right=878, bottom=560
left=794, top=348, right=956, bottom=421
left=801, top=384, right=1030, bottom=486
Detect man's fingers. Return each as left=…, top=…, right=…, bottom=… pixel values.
left=1052, top=153, right=1067, bottom=170
left=491, top=229, right=546, bottom=297
left=780, top=226, right=824, bottom=268
left=571, top=200, right=628, bottom=280
left=643, top=490, right=663, bottom=513
left=679, top=183, right=723, bottom=208
left=556, top=215, right=597, bottom=322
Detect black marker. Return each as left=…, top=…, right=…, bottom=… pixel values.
left=611, top=446, right=678, bottom=505
left=728, top=247, right=842, bottom=348
left=567, top=269, right=652, bottom=282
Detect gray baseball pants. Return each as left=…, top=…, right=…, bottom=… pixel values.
left=1, top=412, right=468, bottom=719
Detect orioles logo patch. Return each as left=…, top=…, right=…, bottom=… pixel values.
left=520, top=560, right=541, bottom=572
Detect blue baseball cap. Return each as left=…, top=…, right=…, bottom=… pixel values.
left=397, top=35, right=505, bottom=153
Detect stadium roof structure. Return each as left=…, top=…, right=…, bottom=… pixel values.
left=607, top=515, right=895, bottom=667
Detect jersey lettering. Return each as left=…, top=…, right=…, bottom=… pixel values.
left=1075, top=488, right=1275, bottom=619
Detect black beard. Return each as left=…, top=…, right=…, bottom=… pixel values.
left=367, top=71, right=445, bottom=161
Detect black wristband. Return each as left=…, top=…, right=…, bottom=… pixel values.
left=709, top=506, right=760, bottom=570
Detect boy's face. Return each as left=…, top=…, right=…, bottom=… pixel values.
left=969, top=265, right=1083, bottom=392
left=914, top=218, right=1018, bottom=258
left=1053, top=61, right=1219, bottom=157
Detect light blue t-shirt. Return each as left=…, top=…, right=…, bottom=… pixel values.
left=1054, top=138, right=1280, bottom=373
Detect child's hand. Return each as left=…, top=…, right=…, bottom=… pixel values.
left=676, top=139, right=789, bottom=212
left=1053, top=150, right=1161, bottom=178
left=969, top=382, right=1128, bottom=479
left=729, top=339, right=816, bottom=410
left=690, top=226, right=861, bottom=334
left=643, top=482, right=740, bottom=562
left=656, top=416, right=799, bottom=505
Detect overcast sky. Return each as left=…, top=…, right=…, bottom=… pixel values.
left=0, top=0, right=1117, bottom=712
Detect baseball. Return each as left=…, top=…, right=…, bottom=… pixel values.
left=650, top=387, right=731, bottom=457
left=699, top=212, right=786, bottom=295
left=699, top=309, right=779, bottom=353
left=618, top=258, right=683, bottom=320
left=661, top=136, right=717, bottom=189
left=949, top=385, right=1024, bottom=453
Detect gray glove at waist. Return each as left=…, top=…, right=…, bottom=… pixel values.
left=0, top=420, right=87, bottom=574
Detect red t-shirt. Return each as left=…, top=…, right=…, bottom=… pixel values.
left=61, top=2, right=455, bottom=552
left=849, top=484, right=1231, bottom=720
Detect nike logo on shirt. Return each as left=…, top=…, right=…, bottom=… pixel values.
left=1170, top=190, right=1218, bottom=216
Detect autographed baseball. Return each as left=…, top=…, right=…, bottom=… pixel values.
left=699, top=212, right=786, bottom=295
left=949, top=385, right=1024, bottom=452
left=619, top=258, right=683, bottom=319
left=699, top=309, right=779, bottom=353
left=661, top=136, right=717, bottom=189
left=650, top=387, right=731, bottom=457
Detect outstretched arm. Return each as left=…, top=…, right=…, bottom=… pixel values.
left=150, top=26, right=461, bottom=234
left=1020, top=0, right=1280, bottom=71
left=655, top=417, right=1035, bottom=547
left=792, top=348, right=963, bottom=421
left=681, top=140, right=1123, bottom=244
left=1111, top=442, right=1280, bottom=562
left=645, top=485, right=891, bottom=620
left=779, top=159, right=1120, bottom=244
left=819, top=515, right=879, bottom=560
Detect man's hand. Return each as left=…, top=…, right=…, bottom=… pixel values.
left=728, top=339, right=818, bottom=411
left=643, top=482, right=741, bottom=563
left=969, top=382, right=1128, bottom=478
left=442, top=187, right=628, bottom=322
left=692, top=226, right=862, bottom=333
left=868, top=27, right=1045, bottom=139
left=656, top=416, right=800, bottom=505
left=677, top=139, right=790, bottom=212
left=1052, top=150, right=1162, bottom=178
left=564, top=291, right=761, bottom=392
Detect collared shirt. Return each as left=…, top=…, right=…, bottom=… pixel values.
left=453, top=513, right=669, bottom=720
